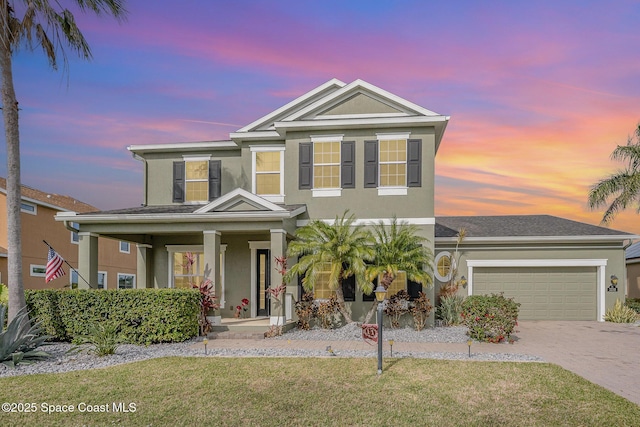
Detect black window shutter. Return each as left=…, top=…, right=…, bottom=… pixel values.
left=407, top=139, right=422, bottom=187
left=341, top=276, right=356, bottom=302
left=173, top=161, right=185, bottom=203
left=363, top=276, right=377, bottom=301
left=364, top=140, right=378, bottom=188
left=208, top=160, right=221, bottom=200
left=299, top=143, right=313, bottom=189
left=340, top=141, right=355, bottom=188
left=408, top=279, right=422, bottom=300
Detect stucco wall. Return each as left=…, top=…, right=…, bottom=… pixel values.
left=627, top=261, right=640, bottom=299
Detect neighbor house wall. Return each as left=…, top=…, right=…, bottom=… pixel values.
left=627, top=261, right=640, bottom=299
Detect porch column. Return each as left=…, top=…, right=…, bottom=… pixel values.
left=270, top=229, right=288, bottom=326
left=136, top=244, right=152, bottom=289
left=203, top=230, right=221, bottom=296
left=78, top=232, right=99, bottom=289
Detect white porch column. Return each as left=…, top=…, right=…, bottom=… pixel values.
left=270, top=229, right=288, bottom=326
left=136, top=244, right=152, bottom=289
left=203, top=230, right=221, bottom=296
left=78, top=232, right=99, bottom=289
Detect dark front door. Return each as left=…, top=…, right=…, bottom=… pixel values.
left=256, top=249, right=271, bottom=317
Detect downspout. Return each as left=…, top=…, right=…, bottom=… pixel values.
left=131, top=152, right=148, bottom=206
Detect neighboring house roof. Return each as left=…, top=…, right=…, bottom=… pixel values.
left=435, top=215, right=634, bottom=241
left=626, top=241, right=640, bottom=260
left=0, top=177, right=97, bottom=213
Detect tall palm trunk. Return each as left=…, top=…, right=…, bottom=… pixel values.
left=334, top=279, right=353, bottom=323
left=0, top=3, right=26, bottom=323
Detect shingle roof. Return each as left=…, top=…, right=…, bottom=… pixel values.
left=435, top=215, right=633, bottom=238
left=77, top=203, right=307, bottom=216
left=0, top=177, right=97, bottom=213
left=626, top=241, right=640, bottom=260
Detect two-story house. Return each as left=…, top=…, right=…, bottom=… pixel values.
left=56, top=79, right=636, bottom=324
left=0, top=178, right=137, bottom=290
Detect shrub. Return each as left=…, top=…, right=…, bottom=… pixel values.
left=461, top=293, right=520, bottom=343
left=384, top=290, right=411, bottom=328
left=316, top=295, right=340, bottom=329
left=625, top=298, right=640, bottom=314
left=295, top=293, right=316, bottom=330
left=71, top=321, right=123, bottom=356
left=604, top=299, right=639, bottom=323
left=25, top=289, right=200, bottom=344
left=410, top=291, right=432, bottom=331
left=437, top=295, right=465, bottom=326
left=0, top=305, right=50, bottom=368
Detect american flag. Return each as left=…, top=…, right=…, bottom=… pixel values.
left=46, top=247, right=66, bottom=283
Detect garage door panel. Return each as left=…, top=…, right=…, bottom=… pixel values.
left=473, top=266, right=597, bottom=321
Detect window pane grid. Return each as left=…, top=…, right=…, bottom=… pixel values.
left=255, top=151, right=282, bottom=195
left=313, top=141, right=340, bottom=189
left=185, top=161, right=209, bottom=202
left=314, top=262, right=334, bottom=299
left=173, top=252, right=204, bottom=289
left=385, top=271, right=407, bottom=296
left=379, top=139, right=407, bottom=187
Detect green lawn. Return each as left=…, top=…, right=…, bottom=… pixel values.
left=1, top=357, right=639, bottom=426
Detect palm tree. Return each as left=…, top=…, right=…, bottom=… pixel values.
left=1, top=1, right=126, bottom=322
left=588, top=124, right=640, bottom=225
left=286, top=211, right=375, bottom=323
left=363, top=218, right=434, bottom=324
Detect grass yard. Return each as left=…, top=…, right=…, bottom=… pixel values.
left=1, top=357, right=639, bottom=426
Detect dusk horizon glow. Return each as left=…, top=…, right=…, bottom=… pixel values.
left=4, top=0, right=640, bottom=235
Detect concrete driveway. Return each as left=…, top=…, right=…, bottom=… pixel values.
left=511, top=321, right=640, bottom=406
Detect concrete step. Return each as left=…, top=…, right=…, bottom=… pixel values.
left=209, top=331, right=266, bottom=340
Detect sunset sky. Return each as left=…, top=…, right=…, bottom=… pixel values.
left=4, top=0, right=640, bottom=235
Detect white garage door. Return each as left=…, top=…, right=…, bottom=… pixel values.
left=473, top=266, right=597, bottom=320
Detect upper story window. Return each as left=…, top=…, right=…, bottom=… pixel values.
left=20, top=201, right=37, bottom=215
left=119, top=241, right=130, bottom=254
left=173, top=157, right=221, bottom=203
left=299, top=135, right=354, bottom=197
left=365, top=133, right=422, bottom=196
left=185, top=160, right=209, bottom=202
left=251, top=146, right=284, bottom=203
left=70, top=222, right=79, bottom=244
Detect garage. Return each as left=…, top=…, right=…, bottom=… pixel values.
left=472, top=266, right=598, bottom=320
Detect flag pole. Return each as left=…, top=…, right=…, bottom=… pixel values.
left=42, top=240, right=95, bottom=289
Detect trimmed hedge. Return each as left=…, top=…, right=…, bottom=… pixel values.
left=25, top=289, right=200, bottom=345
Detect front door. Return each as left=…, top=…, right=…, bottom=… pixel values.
left=256, top=249, right=271, bottom=317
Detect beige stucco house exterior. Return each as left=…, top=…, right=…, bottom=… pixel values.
left=56, top=79, right=636, bottom=323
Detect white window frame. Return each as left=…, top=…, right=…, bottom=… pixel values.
left=119, top=241, right=130, bottom=254
left=117, top=273, right=136, bottom=290
left=376, top=132, right=410, bottom=196
left=251, top=146, right=285, bottom=203
left=30, top=264, right=46, bottom=277
left=434, top=251, right=453, bottom=282
left=70, top=222, right=79, bottom=244
left=166, top=245, right=204, bottom=289
left=20, top=201, right=37, bottom=215
left=311, top=135, right=343, bottom=197
left=182, top=155, right=212, bottom=203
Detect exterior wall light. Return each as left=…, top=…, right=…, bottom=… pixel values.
left=459, top=275, right=468, bottom=288
left=610, top=275, right=618, bottom=286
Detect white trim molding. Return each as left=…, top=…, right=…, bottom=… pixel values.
left=376, top=132, right=411, bottom=140
left=297, top=217, right=435, bottom=227
left=466, top=259, right=608, bottom=322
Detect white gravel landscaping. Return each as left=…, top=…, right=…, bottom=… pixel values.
left=0, top=324, right=542, bottom=377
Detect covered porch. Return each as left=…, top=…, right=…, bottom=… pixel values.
left=55, top=189, right=307, bottom=326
